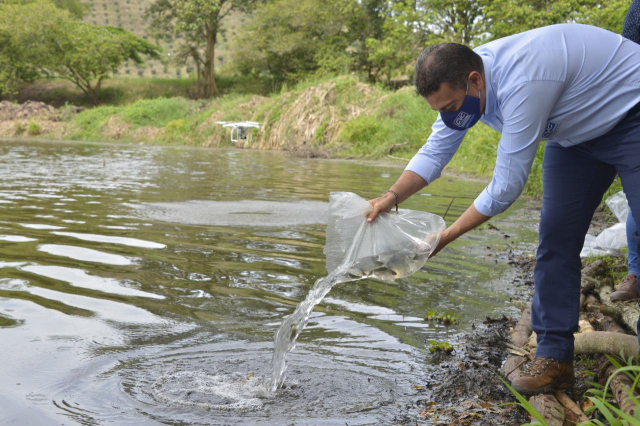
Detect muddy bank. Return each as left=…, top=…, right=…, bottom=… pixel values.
left=395, top=247, right=536, bottom=425
left=396, top=205, right=636, bottom=425
left=0, top=100, right=84, bottom=138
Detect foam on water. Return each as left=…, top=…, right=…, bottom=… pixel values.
left=152, top=370, right=268, bottom=412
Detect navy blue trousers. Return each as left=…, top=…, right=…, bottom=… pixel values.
left=532, top=103, right=640, bottom=362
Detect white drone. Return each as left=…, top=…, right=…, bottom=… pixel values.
left=216, top=121, right=260, bottom=143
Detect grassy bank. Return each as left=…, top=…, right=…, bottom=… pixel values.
left=15, top=75, right=275, bottom=107
left=5, top=74, right=570, bottom=197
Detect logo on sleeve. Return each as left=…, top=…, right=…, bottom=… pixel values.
left=542, top=121, right=561, bottom=139
left=453, top=111, right=474, bottom=128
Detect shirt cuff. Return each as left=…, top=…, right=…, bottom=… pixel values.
left=473, top=188, right=514, bottom=217
left=405, top=154, right=442, bottom=185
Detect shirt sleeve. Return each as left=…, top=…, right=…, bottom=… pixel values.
left=474, top=80, right=564, bottom=217
left=405, top=116, right=467, bottom=185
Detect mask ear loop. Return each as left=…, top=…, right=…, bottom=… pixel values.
left=468, top=79, right=483, bottom=115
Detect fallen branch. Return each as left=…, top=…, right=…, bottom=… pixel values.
left=598, top=357, right=640, bottom=418
left=503, top=303, right=533, bottom=382
left=585, top=294, right=627, bottom=334
left=575, top=332, right=638, bottom=356
left=582, top=260, right=608, bottom=279
left=526, top=331, right=638, bottom=357
left=581, top=294, right=640, bottom=418
left=528, top=394, right=565, bottom=426
left=512, top=304, right=532, bottom=347
left=598, top=286, right=640, bottom=335
left=554, top=390, right=589, bottom=423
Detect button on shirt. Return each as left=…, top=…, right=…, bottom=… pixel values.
left=406, top=24, right=640, bottom=217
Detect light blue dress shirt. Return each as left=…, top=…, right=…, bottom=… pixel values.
left=406, top=24, right=640, bottom=217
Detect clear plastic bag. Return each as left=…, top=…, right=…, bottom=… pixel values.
left=581, top=191, right=629, bottom=257
left=323, top=192, right=446, bottom=280
left=606, top=191, right=629, bottom=223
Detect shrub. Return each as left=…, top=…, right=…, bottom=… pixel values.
left=27, top=121, right=42, bottom=136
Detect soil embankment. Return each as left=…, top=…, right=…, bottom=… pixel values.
left=0, top=76, right=503, bottom=166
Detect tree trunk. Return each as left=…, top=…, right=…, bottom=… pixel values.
left=202, top=28, right=219, bottom=98
left=529, top=394, right=565, bottom=426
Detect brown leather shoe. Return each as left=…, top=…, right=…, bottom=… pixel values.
left=510, top=357, right=575, bottom=395
left=611, top=274, right=639, bottom=302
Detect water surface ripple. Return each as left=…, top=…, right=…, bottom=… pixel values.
left=0, top=140, right=536, bottom=424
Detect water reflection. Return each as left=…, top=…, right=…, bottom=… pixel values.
left=0, top=140, right=536, bottom=424
left=38, top=244, right=135, bottom=266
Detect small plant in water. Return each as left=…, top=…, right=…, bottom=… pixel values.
left=427, top=340, right=454, bottom=354
left=424, top=309, right=459, bottom=325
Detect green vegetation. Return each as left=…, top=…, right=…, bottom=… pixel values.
left=27, top=120, right=42, bottom=135
left=424, top=310, right=459, bottom=325
left=427, top=340, right=454, bottom=354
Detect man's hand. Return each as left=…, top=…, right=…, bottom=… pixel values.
left=365, top=170, right=428, bottom=223
left=429, top=228, right=453, bottom=258
left=367, top=193, right=396, bottom=222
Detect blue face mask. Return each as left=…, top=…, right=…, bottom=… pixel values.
left=440, top=81, right=482, bottom=131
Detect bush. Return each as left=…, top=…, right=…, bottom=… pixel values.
left=27, top=120, right=42, bottom=135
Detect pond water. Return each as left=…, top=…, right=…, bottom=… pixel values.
left=0, top=140, right=538, bottom=425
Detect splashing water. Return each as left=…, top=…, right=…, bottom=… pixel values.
left=269, top=241, right=432, bottom=393
left=269, top=267, right=349, bottom=393
left=152, top=370, right=270, bottom=412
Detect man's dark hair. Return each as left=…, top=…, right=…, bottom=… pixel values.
left=414, top=43, right=484, bottom=97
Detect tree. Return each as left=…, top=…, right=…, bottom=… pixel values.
left=48, top=24, right=161, bottom=104
left=484, top=0, right=628, bottom=41
left=0, top=0, right=160, bottom=104
left=146, top=0, right=259, bottom=98
left=0, top=0, right=86, bottom=17
left=232, top=0, right=387, bottom=84
left=365, top=0, right=489, bottom=83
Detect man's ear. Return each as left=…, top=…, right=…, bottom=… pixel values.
left=468, top=71, right=484, bottom=92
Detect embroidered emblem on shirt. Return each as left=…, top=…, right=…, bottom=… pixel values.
left=454, top=111, right=474, bottom=128
left=542, top=121, right=561, bottom=139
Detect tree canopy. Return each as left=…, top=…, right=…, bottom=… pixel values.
left=0, top=0, right=631, bottom=101
left=0, top=0, right=160, bottom=103
left=232, top=0, right=629, bottom=85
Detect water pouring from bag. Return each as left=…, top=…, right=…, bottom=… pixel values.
left=269, top=192, right=446, bottom=393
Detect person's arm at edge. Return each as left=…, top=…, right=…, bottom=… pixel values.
left=367, top=170, right=428, bottom=222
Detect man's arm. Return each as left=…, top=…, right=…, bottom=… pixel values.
left=430, top=203, right=490, bottom=257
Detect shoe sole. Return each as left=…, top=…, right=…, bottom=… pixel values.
left=511, top=378, right=575, bottom=396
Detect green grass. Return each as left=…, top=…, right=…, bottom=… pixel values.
left=118, top=97, right=194, bottom=128
left=27, top=73, right=553, bottom=198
